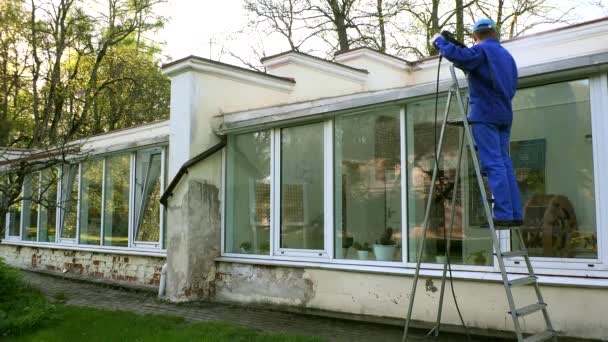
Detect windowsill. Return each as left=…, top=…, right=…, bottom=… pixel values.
left=216, top=256, right=608, bottom=288
left=1, top=240, right=167, bottom=258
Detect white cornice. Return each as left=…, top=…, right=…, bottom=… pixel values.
left=335, top=48, right=409, bottom=70
left=262, top=52, right=369, bottom=83
left=162, top=58, right=295, bottom=93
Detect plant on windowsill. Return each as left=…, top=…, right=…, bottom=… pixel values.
left=239, top=242, right=252, bottom=254
left=353, top=242, right=371, bottom=260
left=259, top=242, right=270, bottom=254
left=373, top=227, right=397, bottom=261
left=468, top=249, right=488, bottom=266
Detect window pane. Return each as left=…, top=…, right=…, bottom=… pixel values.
left=510, top=80, right=596, bottom=258
left=39, top=168, right=58, bottom=242
left=0, top=175, right=6, bottom=237
left=60, top=165, right=79, bottom=239
left=135, top=152, right=161, bottom=243
left=22, top=173, right=39, bottom=241
left=335, top=108, right=402, bottom=261
left=280, top=123, right=324, bottom=250
left=7, top=178, right=21, bottom=237
left=104, top=155, right=130, bottom=247
left=407, top=98, right=494, bottom=265
left=79, top=160, right=103, bottom=245
left=225, top=132, right=271, bottom=254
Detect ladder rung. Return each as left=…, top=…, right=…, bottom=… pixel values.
left=509, top=275, right=537, bottom=287
left=501, top=250, right=528, bottom=258
left=447, top=118, right=467, bottom=126
left=511, top=303, right=547, bottom=317
left=523, top=330, right=555, bottom=342
left=494, top=225, right=520, bottom=231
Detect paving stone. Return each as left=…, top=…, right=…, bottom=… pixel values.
left=22, top=271, right=499, bottom=342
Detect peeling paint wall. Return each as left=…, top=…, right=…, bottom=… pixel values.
left=0, top=245, right=165, bottom=289
left=165, top=153, right=222, bottom=302
left=215, top=262, right=608, bottom=340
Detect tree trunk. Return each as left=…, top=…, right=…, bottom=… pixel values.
left=456, top=0, right=464, bottom=42
left=377, top=0, right=386, bottom=52
left=329, top=0, right=350, bottom=51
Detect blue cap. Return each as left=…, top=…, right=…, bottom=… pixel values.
left=473, top=18, right=496, bottom=32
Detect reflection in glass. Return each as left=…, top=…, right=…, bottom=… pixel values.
left=334, top=108, right=402, bottom=261
left=407, top=98, right=494, bottom=266
left=60, top=164, right=79, bottom=239
left=510, top=80, right=596, bottom=259
left=79, top=160, right=103, bottom=245
left=22, top=173, right=40, bottom=241
left=280, top=123, right=324, bottom=250
left=135, top=152, right=162, bottom=242
left=39, top=168, right=58, bottom=242
left=225, top=132, right=271, bottom=254
left=104, top=155, right=130, bottom=247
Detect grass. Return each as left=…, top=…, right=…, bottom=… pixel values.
left=0, top=259, right=325, bottom=341
left=0, top=259, right=55, bottom=336
left=5, top=306, right=327, bottom=342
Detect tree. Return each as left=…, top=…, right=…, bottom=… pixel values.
left=0, top=0, right=168, bottom=237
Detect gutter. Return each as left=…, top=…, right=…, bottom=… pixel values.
left=159, top=137, right=227, bottom=206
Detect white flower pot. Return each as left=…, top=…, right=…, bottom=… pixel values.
left=356, top=250, right=369, bottom=260
left=240, top=248, right=249, bottom=254
left=373, top=244, right=396, bottom=261
left=435, top=255, right=447, bottom=264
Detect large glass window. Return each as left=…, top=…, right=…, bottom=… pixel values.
left=39, top=168, right=58, bottom=242
left=79, top=160, right=103, bottom=245
left=510, top=80, right=596, bottom=259
left=225, top=132, right=271, bottom=254
left=334, top=108, right=402, bottom=261
left=60, top=164, right=79, bottom=239
left=134, top=151, right=162, bottom=243
left=280, top=123, right=325, bottom=251
left=22, top=172, right=40, bottom=241
left=406, top=97, right=494, bottom=266
left=103, top=155, right=130, bottom=247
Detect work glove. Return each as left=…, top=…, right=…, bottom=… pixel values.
left=432, top=33, right=442, bottom=46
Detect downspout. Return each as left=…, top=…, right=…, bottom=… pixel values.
left=158, top=263, right=168, bottom=297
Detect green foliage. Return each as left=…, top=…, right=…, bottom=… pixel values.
left=353, top=242, right=371, bottom=251
left=0, top=259, right=55, bottom=336
left=376, top=227, right=396, bottom=246
left=6, top=306, right=327, bottom=342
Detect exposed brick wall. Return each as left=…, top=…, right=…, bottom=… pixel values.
left=0, top=244, right=165, bottom=289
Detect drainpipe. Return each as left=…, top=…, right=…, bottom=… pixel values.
left=158, top=263, right=168, bottom=297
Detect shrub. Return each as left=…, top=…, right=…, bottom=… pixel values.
left=0, top=258, right=55, bottom=336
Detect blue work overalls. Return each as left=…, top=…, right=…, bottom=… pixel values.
left=434, top=36, right=522, bottom=221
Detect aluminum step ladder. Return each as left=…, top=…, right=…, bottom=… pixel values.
left=401, top=64, right=557, bottom=342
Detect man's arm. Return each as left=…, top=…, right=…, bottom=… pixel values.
left=434, top=36, right=485, bottom=71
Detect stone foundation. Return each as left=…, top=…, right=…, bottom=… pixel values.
left=0, top=244, right=165, bottom=289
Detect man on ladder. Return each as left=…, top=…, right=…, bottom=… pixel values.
left=402, top=19, right=557, bottom=342
left=432, top=19, right=522, bottom=227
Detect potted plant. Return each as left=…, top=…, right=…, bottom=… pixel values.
left=239, top=242, right=252, bottom=254
left=469, top=250, right=487, bottom=265
left=259, top=242, right=270, bottom=254
left=336, top=231, right=353, bottom=258
left=353, top=242, right=371, bottom=260
left=373, top=227, right=397, bottom=261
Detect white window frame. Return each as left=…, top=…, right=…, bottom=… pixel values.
left=221, top=73, right=608, bottom=279
left=2, top=145, right=168, bottom=254
left=132, top=146, right=165, bottom=249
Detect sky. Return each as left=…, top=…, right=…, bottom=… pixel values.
left=151, top=0, right=607, bottom=65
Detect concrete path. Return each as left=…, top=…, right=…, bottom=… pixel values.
left=23, top=271, right=498, bottom=342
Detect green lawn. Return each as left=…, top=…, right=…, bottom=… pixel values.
left=5, top=306, right=327, bottom=342
left=0, top=258, right=325, bottom=342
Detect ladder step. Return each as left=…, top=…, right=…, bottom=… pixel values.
left=509, top=275, right=537, bottom=287
left=501, top=250, right=528, bottom=258
left=523, top=330, right=555, bottom=342
left=447, top=118, right=468, bottom=126
left=511, top=303, right=547, bottom=317
left=494, top=225, right=520, bottom=230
